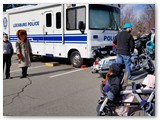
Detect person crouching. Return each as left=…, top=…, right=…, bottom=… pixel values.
left=103, top=63, right=123, bottom=101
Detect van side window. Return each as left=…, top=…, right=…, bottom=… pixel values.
left=46, top=13, right=52, bottom=27
left=66, top=9, right=76, bottom=30
left=66, top=6, right=86, bottom=30
left=56, top=12, right=61, bottom=29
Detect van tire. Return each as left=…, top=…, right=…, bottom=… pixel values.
left=70, top=51, right=83, bottom=68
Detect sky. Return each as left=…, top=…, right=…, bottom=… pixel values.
left=121, top=4, right=154, bottom=19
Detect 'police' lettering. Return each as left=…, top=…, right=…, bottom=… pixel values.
left=104, top=36, right=113, bottom=41
left=13, top=21, right=40, bottom=28
left=28, top=21, right=39, bottom=26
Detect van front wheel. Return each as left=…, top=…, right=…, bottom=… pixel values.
left=70, top=51, right=83, bottom=68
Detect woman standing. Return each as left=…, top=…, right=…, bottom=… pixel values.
left=16, top=29, right=32, bottom=78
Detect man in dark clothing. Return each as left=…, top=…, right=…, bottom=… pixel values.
left=113, top=23, right=135, bottom=81
left=3, top=33, right=13, bottom=79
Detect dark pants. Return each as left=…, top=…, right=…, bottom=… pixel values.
left=22, top=67, right=28, bottom=77
left=3, top=54, right=12, bottom=78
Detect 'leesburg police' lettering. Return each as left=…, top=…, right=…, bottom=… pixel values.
left=13, top=21, right=39, bottom=28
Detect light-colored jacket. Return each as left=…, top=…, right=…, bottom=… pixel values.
left=16, top=39, right=32, bottom=68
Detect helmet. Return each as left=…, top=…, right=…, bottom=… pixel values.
left=123, top=23, right=133, bottom=29
left=146, top=41, right=155, bottom=50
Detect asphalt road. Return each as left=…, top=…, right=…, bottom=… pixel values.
left=3, top=55, right=152, bottom=116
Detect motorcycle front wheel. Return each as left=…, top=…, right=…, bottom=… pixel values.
left=146, top=60, right=155, bottom=74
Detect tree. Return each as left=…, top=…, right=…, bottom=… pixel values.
left=139, top=5, right=155, bottom=33
left=120, top=4, right=155, bottom=36
left=120, top=6, right=138, bottom=35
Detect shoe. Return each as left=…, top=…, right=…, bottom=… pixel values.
left=20, top=76, right=27, bottom=79
left=6, top=76, right=13, bottom=79
left=128, top=79, right=133, bottom=83
left=98, top=96, right=105, bottom=104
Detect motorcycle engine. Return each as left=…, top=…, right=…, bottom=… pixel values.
left=131, top=56, right=138, bottom=63
left=131, top=55, right=140, bottom=71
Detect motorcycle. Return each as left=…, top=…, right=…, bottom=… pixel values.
left=134, top=39, right=155, bottom=74
left=97, top=48, right=155, bottom=79
left=94, top=37, right=155, bottom=78
left=94, top=38, right=155, bottom=78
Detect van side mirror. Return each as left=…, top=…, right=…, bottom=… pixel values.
left=78, top=21, right=85, bottom=34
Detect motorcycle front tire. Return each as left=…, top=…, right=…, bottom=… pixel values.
left=146, top=60, right=155, bottom=74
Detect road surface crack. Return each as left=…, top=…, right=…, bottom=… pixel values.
left=4, top=77, right=32, bottom=106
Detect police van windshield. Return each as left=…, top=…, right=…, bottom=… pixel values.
left=89, top=4, right=120, bottom=30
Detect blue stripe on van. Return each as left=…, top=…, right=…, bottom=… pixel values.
left=64, top=36, right=87, bottom=41
left=9, top=34, right=87, bottom=44
left=9, top=33, right=87, bottom=36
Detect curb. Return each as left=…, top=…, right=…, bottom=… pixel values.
left=45, top=62, right=59, bottom=67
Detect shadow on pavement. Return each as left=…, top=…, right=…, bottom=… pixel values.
left=9, top=67, right=75, bottom=80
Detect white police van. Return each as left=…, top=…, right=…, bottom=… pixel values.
left=3, top=4, right=120, bottom=67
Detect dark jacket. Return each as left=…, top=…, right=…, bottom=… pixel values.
left=113, top=31, right=135, bottom=55
left=108, top=63, right=123, bottom=96
left=107, top=74, right=121, bottom=96
left=103, top=63, right=123, bottom=99
left=3, top=41, right=13, bottom=55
